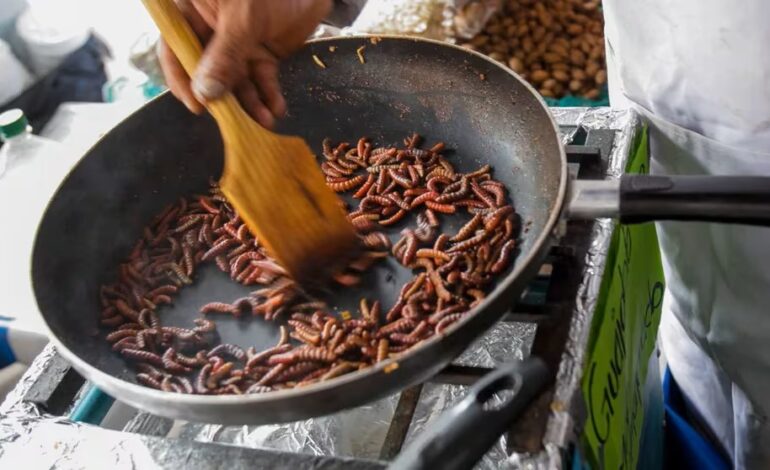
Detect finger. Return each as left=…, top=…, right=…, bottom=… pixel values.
left=250, top=59, right=286, bottom=119
left=235, top=81, right=275, bottom=129
left=178, top=0, right=213, bottom=40
left=157, top=39, right=203, bottom=114
left=265, top=0, right=333, bottom=57
left=192, top=12, right=250, bottom=103
left=189, top=0, right=218, bottom=27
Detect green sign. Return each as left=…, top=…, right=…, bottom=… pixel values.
left=581, top=126, right=665, bottom=470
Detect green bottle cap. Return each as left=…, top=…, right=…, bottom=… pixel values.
left=0, top=109, right=29, bottom=140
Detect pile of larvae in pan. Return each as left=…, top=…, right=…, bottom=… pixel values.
left=100, top=134, right=518, bottom=395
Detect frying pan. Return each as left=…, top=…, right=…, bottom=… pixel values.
left=31, top=36, right=770, bottom=460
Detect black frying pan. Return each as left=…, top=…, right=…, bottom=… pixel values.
left=31, top=36, right=770, bottom=467
left=33, top=36, right=567, bottom=426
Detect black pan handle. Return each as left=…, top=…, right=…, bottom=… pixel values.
left=389, top=358, right=550, bottom=470
left=620, top=175, right=770, bottom=226
left=567, top=176, right=770, bottom=226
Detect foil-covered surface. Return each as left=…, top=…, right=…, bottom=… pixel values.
left=0, top=108, right=640, bottom=470
left=0, top=344, right=58, bottom=415
left=178, top=392, right=400, bottom=459
left=176, top=321, right=534, bottom=467
left=551, top=107, right=637, bottom=179
left=538, top=107, right=640, bottom=457
left=406, top=383, right=509, bottom=468
left=454, top=321, right=535, bottom=367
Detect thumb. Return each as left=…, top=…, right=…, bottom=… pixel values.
left=192, top=26, right=248, bottom=102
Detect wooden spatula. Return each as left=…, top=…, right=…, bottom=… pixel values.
left=141, top=0, right=358, bottom=286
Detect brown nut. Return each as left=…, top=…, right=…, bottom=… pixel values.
left=585, top=61, right=600, bottom=77
left=530, top=69, right=550, bottom=83
left=590, top=44, right=604, bottom=60
left=532, top=26, right=546, bottom=41
left=595, top=69, right=607, bottom=85
left=486, top=24, right=503, bottom=35
left=571, top=49, right=587, bottom=66
left=551, top=62, right=570, bottom=71
left=542, top=78, right=558, bottom=90
left=584, top=88, right=601, bottom=100
left=548, top=43, right=568, bottom=58
left=567, top=24, right=584, bottom=35
left=534, top=4, right=553, bottom=28
left=508, top=57, right=525, bottom=74
left=525, top=50, right=542, bottom=65
left=579, top=38, right=593, bottom=54
left=553, top=69, right=570, bottom=83
left=571, top=68, right=586, bottom=81
left=491, top=42, right=510, bottom=54
left=471, top=35, right=490, bottom=47
left=522, top=37, right=534, bottom=53
left=539, top=88, right=555, bottom=98
left=488, top=51, right=506, bottom=62
left=543, top=52, right=562, bottom=64
left=569, top=79, right=583, bottom=92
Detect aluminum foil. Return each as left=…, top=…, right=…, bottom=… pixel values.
left=179, top=321, right=535, bottom=466
left=178, top=392, right=399, bottom=459
left=406, top=382, right=509, bottom=469
left=538, top=107, right=640, bottom=455
left=455, top=321, right=535, bottom=367
left=551, top=107, right=637, bottom=179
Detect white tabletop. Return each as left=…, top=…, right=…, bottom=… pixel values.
left=0, top=101, right=141, bottom=334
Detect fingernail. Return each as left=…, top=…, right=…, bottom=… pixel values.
left=257, top=107, right=275, bottom=129
left=192, top=75, right=225, bottom=102
left=273, top=96, right=287, bottom=118
left=182, top=97, right=203, bottom=115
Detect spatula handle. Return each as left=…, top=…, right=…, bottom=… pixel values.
left=140, top=0, right=252, bottom=129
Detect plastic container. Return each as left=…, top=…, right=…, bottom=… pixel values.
left=0, top=108, right=64, bottom=177
left=15, top=2, right=89, bottom=76
left=0, top=108, right=77, bottom=357
left=0, top=39, right=33, bottom=106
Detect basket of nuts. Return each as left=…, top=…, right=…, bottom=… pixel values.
left=458, top=0, right=608, bottom=106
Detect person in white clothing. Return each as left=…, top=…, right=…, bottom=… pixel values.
left=602, top=1, right=770, bottom=467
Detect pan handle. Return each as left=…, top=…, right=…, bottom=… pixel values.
left=389, top=358, right=550, bottom=470
left=567, top=176, right=770, bottom=226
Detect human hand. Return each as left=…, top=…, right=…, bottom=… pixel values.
left=158, top=0, right=331, bottom=128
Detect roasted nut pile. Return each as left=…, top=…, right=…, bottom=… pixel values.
left=459, top=0, right=607, bottom=100
left=99, top=134, right=518, bottom=395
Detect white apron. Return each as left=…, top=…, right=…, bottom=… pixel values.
left=602, top=1, right=770, bottom=467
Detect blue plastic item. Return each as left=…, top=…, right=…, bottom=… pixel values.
left=0, top=324, right=16, bottom=368
left=663, top=368, right=730, bottom=470
left=68, top=383, right=114, bottom=425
